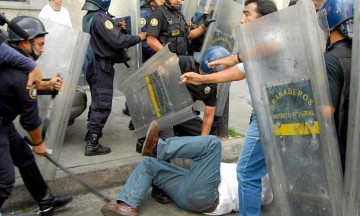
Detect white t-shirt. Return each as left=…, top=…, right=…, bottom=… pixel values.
left=237, top=63, right=252, bottom=106
left=205, top=163, right=273, bottom=215
left=39, top=4, right=72, bottom=27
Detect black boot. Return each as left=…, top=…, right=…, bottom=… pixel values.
left=151, top=185, right=172, bottom=204
left=18, top=164, right=72, bottom=216
left=84, top=131, right=103, bottom=141
left=85, top=133, right=111, bottom=156
left=128, top=119, right=135, bottom=131
left=136, top=137, right=145, bottom=153
left=0, top=196, right=5, bottom=210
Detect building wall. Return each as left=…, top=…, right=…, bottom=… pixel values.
left=0, top=0, right=325, bottom=32
left=0, top=0, right=125, bottom=31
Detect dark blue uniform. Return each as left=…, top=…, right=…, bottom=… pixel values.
left=0, top=43, right=36, bottom=71
left=140, top=3, right=155, bottom=62
left=147, top=5, right=189, bottom=55
left=0, top=48, right=42, bottom=200
left=84, top=10, right=142, bottom=135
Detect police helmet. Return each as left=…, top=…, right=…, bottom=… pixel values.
left=318, top=0, right=354, bottom=38
left=194, top=46, right=231, bottom=74
left=7, top=16, right=48, bottom=43
left=82, top=0, right=111, bottom=11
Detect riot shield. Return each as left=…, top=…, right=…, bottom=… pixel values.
left=109, top=0, right=142, bottom=97
left=344, top=0, right=359, bottom=215
left=234, top=0, right=244, bottom=5
left=273, top=0, right=290, bottom=10
left=109, top=0, right=142, bottom=70
left=29, top=19, right=89, bottom=179
left=200, top=0, right=243, bottom=116
left=182, top=0, right=200, bottom=21
left=237, top=0, right=344, bottom=215
left=118, top=45, right=196, bottom=138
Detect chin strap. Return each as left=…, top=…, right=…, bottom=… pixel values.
left=30, top=42, right=41, bottom=61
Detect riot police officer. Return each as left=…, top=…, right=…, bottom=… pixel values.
left=147, top=0, right=209, bottom=55
left=187, top=0, right=217, bottom=55
left=82, top=0, right=146, bottom=156
left=0, top=42, right=43, bottom=88
left=318, top=0, right=354, bottom=173
left=1, top=16, right=72, bottom=216
left=174, top=46, right=231, bottom=136
left=122, top=0, right=164, bottom=120
left=140, top=0, right=165, bottom=62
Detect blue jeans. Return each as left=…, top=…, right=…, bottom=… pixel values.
left=237, top=113, right=267, bottom=216
left=118, top=135, right=221, bottom=212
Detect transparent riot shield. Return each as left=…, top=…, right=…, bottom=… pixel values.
left=201, top=0, right=243, bottom=116
left=118, top=45, right=196, bottom=138
left=182, top=0, right=200, bottom=21
left=32, top=19, right=89, bottom=179
left=109, top=0, right=142, bottom=96
left=109, top=0, right=142, bottom=69
left=344, top=1, right=359, bottom=215
left=237, top=1, right=344, bottom=215
left=273, top=0, right=290, bottom=10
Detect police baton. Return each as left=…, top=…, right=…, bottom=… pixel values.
left=0, top=12, right=29, bottom=40
left=24, top=137, right=112, bottom=203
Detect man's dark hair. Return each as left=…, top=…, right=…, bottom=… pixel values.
left=244, top=0, right=278, bottom=16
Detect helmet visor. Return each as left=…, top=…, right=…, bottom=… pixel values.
left=318, top=7, right=330, bottom=33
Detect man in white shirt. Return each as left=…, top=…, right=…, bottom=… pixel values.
left=180, top=1, right=278, bottom=215
left=100, top=121, right=273, bottom=216
left=39, top=0, right=72, bottom=27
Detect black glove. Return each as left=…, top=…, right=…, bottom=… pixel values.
left=203, top=10, right=215, bottom=28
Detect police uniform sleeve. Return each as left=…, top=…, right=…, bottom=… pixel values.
left=14, top=72, right=42, bottom=131
left=146, top=9, right=165, bottom=38
left=203, top=85, right=217, bottom=107
left=92, top=14, right=141, bottom=49
left=324, top=52, right=344, bottom=107
left=0, top=43, right=37, bottom=73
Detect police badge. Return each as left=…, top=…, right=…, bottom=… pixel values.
left=204, top=86, right=211, bottom=94
left=28, top=84, right=37, bottom=100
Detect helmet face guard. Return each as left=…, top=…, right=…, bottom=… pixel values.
left=195, top=46, right=231, bottom=74
left=7, top=16, right=48, bottom=43
left=318, top=0, right=354, bottom=33
left=338, top=18, right=353, bottom=39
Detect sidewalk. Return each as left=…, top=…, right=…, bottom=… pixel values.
left=1, top=81, right=278, bottom=216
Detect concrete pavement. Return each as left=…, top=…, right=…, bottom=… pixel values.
left=2, top=80, right=278, bottom=215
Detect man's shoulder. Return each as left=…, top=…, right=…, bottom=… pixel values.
left=96, top=11, right=110, bottom=19
left=92, top=12, right=115, bottom=28
left=150, top=7, right=164, bottom=17
left=40, top=4, right=51, bottom=12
